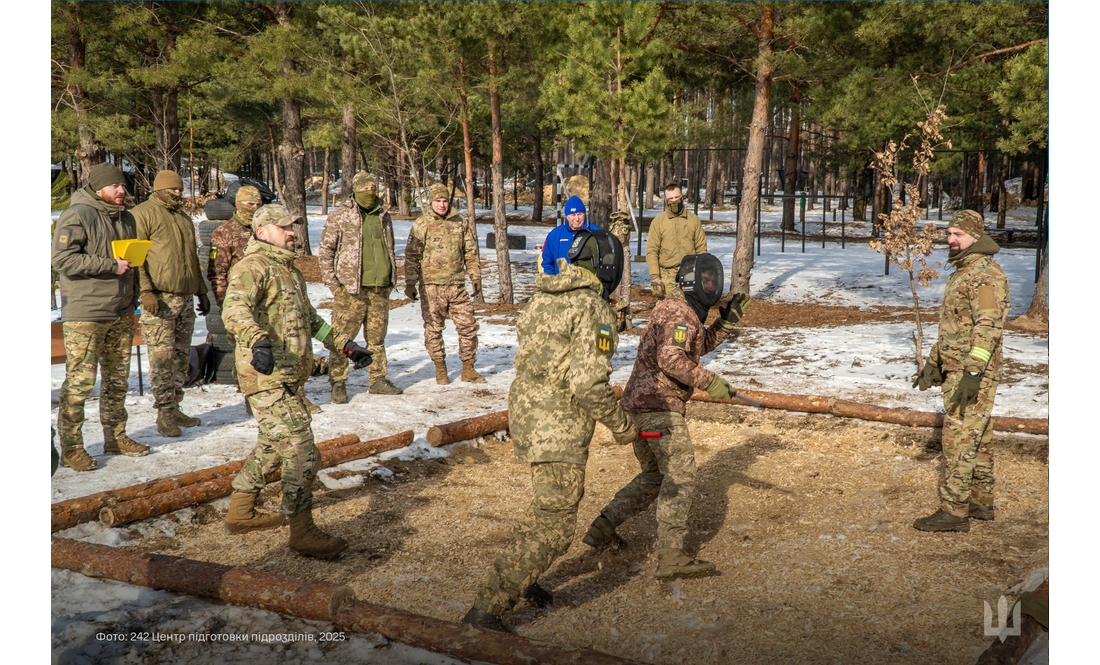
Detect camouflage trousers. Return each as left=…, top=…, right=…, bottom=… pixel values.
left=56, top=317, right=134, bottom=449
left=140, top=292, right=196, bottom=409
left=939, top=372, right=999, bottom=517
left=419, top=283, right=478, bottom=362
left=599, top=411, right=696, bottom=551
left=232, top=386, right=321, bottom=515
left=329, top=286, right=391, bottom=383
left=474, top=462, right=585, bottom=616
left=655, top=266, right=680, bottom=299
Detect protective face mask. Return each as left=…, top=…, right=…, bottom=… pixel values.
left=355, top=191, right=377, bottom=208
left=667, top=200, right=684, bottom=215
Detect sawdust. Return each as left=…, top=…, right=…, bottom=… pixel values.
left=121, top=408, right=1047, bottom=665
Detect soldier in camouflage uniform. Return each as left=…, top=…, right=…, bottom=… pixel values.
left=319, top=172, right=402, bottom=401
left=52, top=162, right=150, bottom=470
left=134, top=170, right=209, bottom=437
left=221, top=204, right=372, bottom=556
left=462, top=229, right=638, bottom=633
left=404, top=182, right=485, bottom=384
left=913, top=210, right=1010, bottom=533
left=646, top=184, right=707, bottom=300
left=585, top=254, right=749, bottom=579
left=207, top=185, right=261, bottom=307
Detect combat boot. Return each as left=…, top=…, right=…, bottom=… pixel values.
left=968, top=500, right=995, bottom=521
left=460, top=360, right=486, bottom=383
left=912, top=508, right=970, bottom=532
left=59, top=446, right=97, bottom=472
left=288, top=509, right=348, bottom=559
left=172, top=406, right=201, bottom=428
left=369, top=377, right=404, bottom=395
left=224, top=492, right=285, bottom=534
left=331, top=381, right=348, bottom=404
left=460, top=607, right=510, bottom=633
left=434, top=359, right=450, bottom=385
left=583, top=514, right=627, bottom=552
left=156, top=408, right=182, bottom=437
left=103, top=433, right=150, bottom=457
left=655, top=548, right=717, bottom=580
left=523, top=582, right=553, bottom=608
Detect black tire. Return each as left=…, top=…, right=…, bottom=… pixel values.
left=204, top=198, right=235, bottom=221
left=211, top=346, right=237, bottom=384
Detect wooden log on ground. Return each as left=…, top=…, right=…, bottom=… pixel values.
left=52, top=538, right=642, bottom=665
left=974, top=580, right=1048, bottom=665
left=98, top=431, right=413, bottom=528
left=52, top=434, right=360, bottom=532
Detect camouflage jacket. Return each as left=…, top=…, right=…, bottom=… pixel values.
left=646, top=209, right=707, bottom=275
left=509, top=260, right=633, bottom=466
left=622, top=286, right=732, bottom=415
left=404, top=209, right=480, bottom=286
left=207, top=213, right=252, bottom=306
left=133, top=194, right=204, bottom=296
left=222, top=238, right=349, bottom=396
left=930, top=235, right=1010, bottom=380
left=52, top=187, right=140, bottom=322
left=319, top=198, right=396, bottom=294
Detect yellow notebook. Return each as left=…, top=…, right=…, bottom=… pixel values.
left=112, top=239, right=153, bottom=266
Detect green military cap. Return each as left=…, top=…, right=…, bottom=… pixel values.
left=252, top=203, right=296, bottom=227
left=950, top=209, right=985, bottom=239
left=88, top=162, right=125, bottom=191
left=235, top=185, right=261, bottom=204
left=428, top=182, right=450, bottom=201
left=153, top=170, right=184, bottom=191
left=352, top=172, right=376, bottom=191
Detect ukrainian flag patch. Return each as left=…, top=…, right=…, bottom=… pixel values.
left=672, top=323, right=688, bottom=348
left=596, top=326, right=614, bottom=355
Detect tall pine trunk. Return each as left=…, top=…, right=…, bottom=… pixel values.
left=279, top=94, right=310, bottom=255
left=781, top=95, right=800, bottom=232
left=341, top=104, right=356, bottom=200
left=489, top=54, right=513, bottom=304
left=62, top=9, right=101, bottom=184
left=733, top=3, right=775, bottom=294
left=532, top=131, right=544, bottom=223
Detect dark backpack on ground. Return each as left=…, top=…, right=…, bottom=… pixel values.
left=184, top=343, right=217, bottom=388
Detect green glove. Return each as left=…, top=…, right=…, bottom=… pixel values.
left=611, top=414, right=639, bottom=445
left=719, top=293, right=751, bottom=329
left=140, top=291, right=159, bottom=316
left=948, top=372, right=982, bottom=410
left=404, top=282, right=418, bottom=301
left=651, top=281, right=665, bottom=299
left=913, top=359, right=944, bottom=390
left=705, top=375, right=737, bottom=401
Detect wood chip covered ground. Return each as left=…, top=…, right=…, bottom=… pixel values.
left=120, top=404, right=1048, bottom=664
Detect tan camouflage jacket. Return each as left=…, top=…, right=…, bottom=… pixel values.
left=930, top=235, right=1010, bottom=380
left=621, top=285, right=732, bottom=415
left=318, top=198, right=397, bottom=294
left=508, top=260, right=633, bottom=466
left=646, top=209, right=707, bottom=275
left=207, top=213, right=252, bottom=306
left=222, top=238, right=349, bottom=396
left=404, top=209, right=480, bottom=286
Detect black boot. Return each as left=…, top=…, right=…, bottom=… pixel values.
left=913, top=508, right=970, bottom=532
left=460, top=607, right=510, bottom=633
left=523, top=582, right=553, bottom=608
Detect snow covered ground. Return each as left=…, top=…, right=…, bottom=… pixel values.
left=47, top=201, right=1050, bottom=663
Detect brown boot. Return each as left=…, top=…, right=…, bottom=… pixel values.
left=60, top=446, right=97, bottom=472
left=156, top=408, right=182, bottom=437
left=583, top=514, right=627, bottom=552
left=655, top=548, right=717, bottom=580
left=225, top=492, right=286, bottom=534
left=103, top=433, right=150, bottom=457
left=288, top=509, right=348, bottom=559
left=912, top=508, right=970, bottom=533
left=302, top=395, right=322, bottom=414
left=331, top=381, right=348, bottom=404
left=434, top=359, right=450, bottom=385
left=461, top=360, right=486, bottom=383
left=172, top=406, right=201, bottom=428
left=369, top=377, right=404, bottom=395
left=968, top=500, right=995, bottom=521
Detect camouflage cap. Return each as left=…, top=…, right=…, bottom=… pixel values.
left=428, top=182, right=450, bottom=201
left=252, top=203, right=295, bottom=227
left=235, top=185, right=261, bottom=204
left=352, top=172, right=376, bottom=190
left=950, top=209, right=985, bottom=239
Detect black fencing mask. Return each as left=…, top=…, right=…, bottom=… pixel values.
left=566, top=228, right=625, bottom=301
left=677, top=253, right=724, bottom=322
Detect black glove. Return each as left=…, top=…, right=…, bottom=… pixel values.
left=719, top=293, right=751, bottom=329
left=912, top=359, right=944, bottom=390
left=343, top=341, right=373, bottom=369
left=251, top=339, right=275, bottom=375
left=948, top=371, right=982, bottom=410
left=196, top=293, right=211, bottom=316
left=404, top=282, right=418, bottom=301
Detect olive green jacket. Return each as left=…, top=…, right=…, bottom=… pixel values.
left=133, top=194, right=204, bottom=296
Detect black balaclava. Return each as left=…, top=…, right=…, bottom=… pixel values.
left=677, top=253, right=724, bottom=322
left=566, top=228, right=624, bottom=301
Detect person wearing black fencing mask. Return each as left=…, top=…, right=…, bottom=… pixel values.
left=564, top=228, right=625, bottom=301
left=581, top=252, right=752, bottom=580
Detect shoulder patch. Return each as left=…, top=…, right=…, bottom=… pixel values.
left=58, top=234, right=69, bottom=246
left=596, top=326, right=614, bottom=356
left=976, top=284, right=997, bottom=312
left=672, top=323, right=689, bottom=348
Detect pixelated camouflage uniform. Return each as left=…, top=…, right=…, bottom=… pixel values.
left=222, top=238, right=350, bottom=514
left=404, top=207, right=481, bottom=362
left=473, top=260, right=634, bottom=616
left=927, top=235, right=1010, bottom=517
left=646, top=209, right=706, bottom=298
left=599, top=285, right=733, bottom=551
left=319, top=196, right=396, bottom=383
left=133, top=194, right=204, bottom=410
left=208, top=212, right=253, bottom=307
left=52, top=186, right=140, bottom=449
